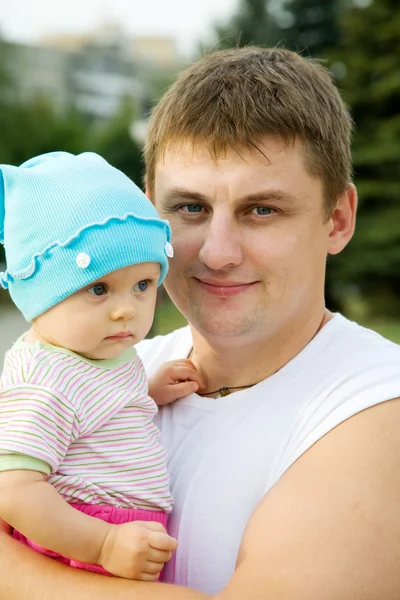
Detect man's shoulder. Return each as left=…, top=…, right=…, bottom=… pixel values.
left=324, top=314, right=400, bottom=363
left=309, top=314, right=400, bottom=412
left=136, top=325, right=192, bottom=376
left=275, top=315, right=400, bottom=481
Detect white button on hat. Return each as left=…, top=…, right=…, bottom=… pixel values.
left=76, top=252, right=91, bottom=268
left=165, top=242, right=174, bottom=258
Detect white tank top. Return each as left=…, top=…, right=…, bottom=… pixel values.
left=137, top=314, right=400, bottom=593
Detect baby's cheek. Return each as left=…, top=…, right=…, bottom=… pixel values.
left=62, top=313, right=99, bottom=351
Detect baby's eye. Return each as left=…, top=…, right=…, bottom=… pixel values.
left=134, top=280, right=149, bottom=292
left=88, top=283, right=107, bottom=296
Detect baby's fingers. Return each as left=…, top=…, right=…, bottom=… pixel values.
left=168, top=359, right=197, bottom=368
left=148, top=531, right=178, bottom=552
left=170, top=365, right=204, bottom=387
left=147, top=547, right=173, bottom=564
left=171, top=381, right=201, bottom=399
left=142, top=560, right=163, bottom=576
left=141, top=521, right=167, bottom=534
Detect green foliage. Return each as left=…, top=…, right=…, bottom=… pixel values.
left=0, top=100, right=90, bottom=166
left=210, top=0, right=341, bottom=53
left=2, top=3, right=400, bottom=321
left=209, top=0, right=400, bottom=316
left=0, top=43, right=145, bottom=264
left=278, top=0, right=341, bottom=54
left=90, top=99, right=144, bottom=186
left=212, top=0, right=279, bottom=49
left=0, top=41, right=87, bottom=165
left=325, top=0, right=400, bottom=315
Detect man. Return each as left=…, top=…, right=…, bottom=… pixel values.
left=1, top=47, right=400, bottom=599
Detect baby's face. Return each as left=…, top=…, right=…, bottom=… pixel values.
left=31, top=262, right=160, bottom=359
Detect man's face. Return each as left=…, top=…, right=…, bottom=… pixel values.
left=153, top=137, right=354, bottom=343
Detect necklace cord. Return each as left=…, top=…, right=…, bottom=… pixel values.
left=198, top=383, right=258, bottom=397
left=187, top=347, right=258, bottom=398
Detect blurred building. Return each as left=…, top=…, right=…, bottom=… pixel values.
left=40, top=24, right=179, bottom=68
left=132, top=36, right=178, bottom=67
left=4, top=23, right=181, bottom=120
left=8, top=42, right=70, bottom=111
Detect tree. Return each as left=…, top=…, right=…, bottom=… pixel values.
left=278, top=0, right=341, bottom=55
left=210, top=0, right=342, bottom=54
left=0, top=43, right=144, bottom=268
left=91, top=99, right=144, bottom=187
left=325, top=0, right=400, bottom=316
left=212, top=0, right=279, bottom=49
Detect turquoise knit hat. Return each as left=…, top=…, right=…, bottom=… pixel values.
left=0, top=151, right=173, bottom=321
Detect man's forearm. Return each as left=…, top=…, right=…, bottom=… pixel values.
left=0, top=524, right=210, bottom=600
left=0, top=471, right=109, bottom=564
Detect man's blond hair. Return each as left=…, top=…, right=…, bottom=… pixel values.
left=145, top=47, right=353, bottom=212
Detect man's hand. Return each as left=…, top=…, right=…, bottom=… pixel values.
left=148, top=359, right=204, bottom=405
left=99, top=520, right=178, bottom=580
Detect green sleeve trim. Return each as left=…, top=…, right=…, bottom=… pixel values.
left=0, top=454, right=52, bottom=475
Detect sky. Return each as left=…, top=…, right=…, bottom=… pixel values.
left=0, top=0, right=239, bottom=56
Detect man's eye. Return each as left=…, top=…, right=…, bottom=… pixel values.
left=180, top=204, right=203, bottom=213
left=88, top=284, right=107, bottom=296
left=251, top=206, right=274, bottom=216
left=134, top=280, right=149, bottom=292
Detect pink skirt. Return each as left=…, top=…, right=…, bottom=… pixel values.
left=13, top=503, right=168, bottom=576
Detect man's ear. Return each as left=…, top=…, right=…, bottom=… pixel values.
left=327, top=183, right=358, bottom=256
left=145, top=181, right=154, bottom=204
left=144, top=175, right=151, bottom=200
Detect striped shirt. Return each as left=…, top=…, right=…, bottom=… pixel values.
left=0, top=339, right=173, bottom=512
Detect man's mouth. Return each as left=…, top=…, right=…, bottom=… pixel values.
left=194, top=278, right=257, bottom=297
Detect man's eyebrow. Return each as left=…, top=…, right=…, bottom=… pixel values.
left=161, top=187, right=209, bottom=204
left=239, top=190, right=298, bottom=204
left=160, top=188, right=299, bottom=206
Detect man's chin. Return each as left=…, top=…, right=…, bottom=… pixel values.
left=189, top=311, right=260, bottom=339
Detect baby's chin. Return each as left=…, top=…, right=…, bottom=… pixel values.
left=79, top=341, right=134, bottom=361
left=78, top=349, right=122, bottom=361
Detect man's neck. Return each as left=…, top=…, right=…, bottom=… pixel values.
left=189, top=308, right=332, bottom=396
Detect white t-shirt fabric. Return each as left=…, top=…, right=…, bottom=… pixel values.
left=137, top=314, right=400, bottom=593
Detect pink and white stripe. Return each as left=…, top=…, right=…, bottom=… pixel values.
left=0, top=345, right=172, bottom=512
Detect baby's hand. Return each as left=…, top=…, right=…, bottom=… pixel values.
left=148, top=359, right=204, bottom=405
left=99, top=520, right=177, bottom=580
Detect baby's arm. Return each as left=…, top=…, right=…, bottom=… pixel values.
left=0, top=469, right=177, bottom=580
left=148, top=359, right=204, bottom=405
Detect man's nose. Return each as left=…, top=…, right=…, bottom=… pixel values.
left=198, top=212, right=243, bottom=270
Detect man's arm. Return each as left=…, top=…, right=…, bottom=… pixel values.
left=0, top=469, right=177, bottom=580
left=0, top=470, right=111, bottom=564
left=0, top=519, right=207, bottom=600
left=217, top=397, right=400, bottom=600
left=3, top=398, right=400, bottom=599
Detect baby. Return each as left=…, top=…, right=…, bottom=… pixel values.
left=0, top=151, right=201, bottom=580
